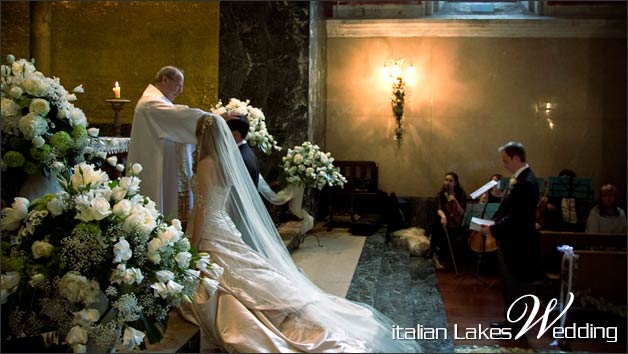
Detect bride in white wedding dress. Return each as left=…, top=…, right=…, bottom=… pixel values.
left=180, top=114, right=421, bottom=353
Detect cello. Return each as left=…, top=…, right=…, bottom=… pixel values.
left=467, top=202, right=498, bottom=253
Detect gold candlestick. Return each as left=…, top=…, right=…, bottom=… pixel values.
left=105, top=98, right=131, bottom=136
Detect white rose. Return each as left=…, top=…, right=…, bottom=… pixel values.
left=170, top=219, right=182, bottom=231
left=29, top=98, right=50, bottom=116
left=111, top=186, right=127, bottom=202
left=131, top=163, right=143, bottom=175
left=22, top=72, right=49, bottom=96
left=1, top=97, right=20, bottom=117
left=293, top=153, right=303, bottom=164
left=175, top=252, right=192, bottom=269
left=31, top=240, right=54, bottom=259
left=157, top=228, right=181, bottom=246
left=58, top=272, right=99, bottom=304
left=31, top=135, right=45, bottom=148
left=90, top=197, right=111, bottom=221
left=66, top=325, right=88, bottom=348
left=106, top=156, right=118, bottom=166
left=113, top=237, right=132, bottom=263
left=18, top=112, right=47, bottom=140
left=87, top=127, right=99, bottom=137
left=9, top=86, right=23, bottom=99
left=115, top=164, right=125, bottom=172
left=147, top=237, right=163, bottom=254
left=1, top=197, right=30, bottom=231
left=72, top=309, right=100, bottom=326
left=112, top=199, right=132, bottom=217
left=71, top=344, right=86, bottom=353
left=28, top=273, right=45, bottom=287
left=122, top=206, right=156, bottom=235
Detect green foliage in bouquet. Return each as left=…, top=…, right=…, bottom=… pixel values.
left=0, top=162, right=219, bottom=352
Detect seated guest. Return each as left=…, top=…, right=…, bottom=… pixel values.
left=431, top=172, right=467, bottom=270
left=586, top=184, right=627, bottom=234
left=479, top=173, right=503, bottom=204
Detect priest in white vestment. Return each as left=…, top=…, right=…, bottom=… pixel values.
left=127, top=66, right=209, bottom=220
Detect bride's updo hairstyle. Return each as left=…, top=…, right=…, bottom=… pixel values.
left=194, top=115, right=221, bottom=172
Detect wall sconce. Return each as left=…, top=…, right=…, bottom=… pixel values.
left=536, top=101, right=557, bottom=130
left=381, top=58, right=414, bottom=145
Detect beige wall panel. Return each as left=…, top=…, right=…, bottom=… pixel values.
left=327, top=36, right=626, bottom=198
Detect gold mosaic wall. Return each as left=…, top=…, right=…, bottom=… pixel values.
left=1, top=1, right=220, bottom=127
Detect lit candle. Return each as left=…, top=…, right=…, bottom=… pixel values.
left=112, top=81, right=121, bottom=98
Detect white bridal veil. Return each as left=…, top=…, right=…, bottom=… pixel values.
left=186, top=114, right=421, bottom=353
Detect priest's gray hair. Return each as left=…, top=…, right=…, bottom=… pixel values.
left=154, top=66, right=184, bottom=83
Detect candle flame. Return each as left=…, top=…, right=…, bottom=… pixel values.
left=114, top=81, right=119, bottom=88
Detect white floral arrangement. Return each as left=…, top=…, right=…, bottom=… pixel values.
left=280, top=142, right=347, bottom=190
left=211, top=98, right=281, bottom=155
left=0, top=162, right=223, bottom=352
left=1, top=55, right=103, bottom=179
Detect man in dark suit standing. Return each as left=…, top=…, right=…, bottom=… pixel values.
left=226, top=116, right=260, bottom=188
left=481, top=141, right=543, bottom=333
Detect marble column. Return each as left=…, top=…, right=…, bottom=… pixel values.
left=30, top=2, right=52, bottom=76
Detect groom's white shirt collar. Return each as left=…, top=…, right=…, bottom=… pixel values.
left=237, top=140, right=247, bottom=147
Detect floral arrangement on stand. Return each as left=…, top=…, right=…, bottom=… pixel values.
left=211, top=98, right=281, bottom=155
left=280, top=142, right=347, bottom=191
left=1, top=55, right=104, bottom=180
left=0, top=162, right=222, bottom=352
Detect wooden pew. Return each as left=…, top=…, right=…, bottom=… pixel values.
left=539, top=231, right=627, bottom=346
left=540, top=230, right=626, bottom=275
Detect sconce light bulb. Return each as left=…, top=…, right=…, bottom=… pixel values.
left=391, top=65, right=402, bottom=79
left=406, top=65, right=415, bottom=77
left=545, top=102, right=552, bottom=109
left=381, top=65, right=389, bottom=78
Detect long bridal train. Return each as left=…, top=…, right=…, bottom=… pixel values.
left=178, top=115, right=421, bottom=353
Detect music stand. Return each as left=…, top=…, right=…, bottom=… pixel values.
left=547, top=176, right=594, bottom=201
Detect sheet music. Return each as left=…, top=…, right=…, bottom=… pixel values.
left=469, top=217, right=495, bottom=231
left=470, top=180, right=499, bottom=200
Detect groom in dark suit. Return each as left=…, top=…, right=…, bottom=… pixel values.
left=481, top=141, right=543, bottom=333
left=227, top=116, right=260, bottom=188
